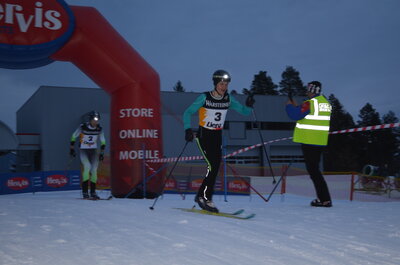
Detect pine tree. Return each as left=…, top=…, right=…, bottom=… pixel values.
left=279, top=66, right=307, bottom=96
left=324, top=94, right=358, bottom=171
left=173, top=80, right=185, bottom=92
left=380, top=111, right=400, bottom=175
left=242, top=88, right=251, bottom=95
left=357, top=103, right=381, bottom=126
left=356, top=103, right=382, bottom=170
left=250, top=71, right=278, bottom=95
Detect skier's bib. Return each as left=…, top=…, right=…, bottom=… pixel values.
left=199, top=92, right=230, bottom=130
left=80, top=134, right=99, bottom=149
left=78, top=122, right=103, bottom=149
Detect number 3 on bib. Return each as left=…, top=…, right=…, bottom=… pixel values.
left=203, top=109, right=227, bottom=130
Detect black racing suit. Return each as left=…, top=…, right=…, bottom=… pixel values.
left=195, top=127, right=222, bottom=201
left=183, top=91, right=252, bottom=201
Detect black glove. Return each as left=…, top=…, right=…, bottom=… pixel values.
left=185, top=128, right=194, bottom=142
left=99, top=145, right=105, bottom=161
left=70, top=149, right=76, bottom=158
left=246, top=94, right=255, bottom=107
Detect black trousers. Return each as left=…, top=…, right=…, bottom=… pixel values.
left=301, top=144, right=332, bottom=202
left=195, top=127, right=222, bottom=201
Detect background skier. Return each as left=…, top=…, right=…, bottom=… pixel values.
left=70, top=111, right=106, bottom=199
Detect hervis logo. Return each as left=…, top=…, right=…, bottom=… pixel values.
left=7, top=177, right=29, bottom=190
left=164, top=179, right=176, bottom=190
left=0, top=0, right=74, bottom=43
left=190, top=178, right=203, bottom=190
left=46, top=174, right=68, bottom=188
left=228, top=180, right=249, bottom=192
left=0, top=0, right=75, bottom=69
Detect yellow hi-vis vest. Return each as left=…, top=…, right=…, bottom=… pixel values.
left=293, top=95, right=331, bottom=146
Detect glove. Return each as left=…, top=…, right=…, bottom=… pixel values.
left=246, top=94, right=255, bottom=107
left=99, top=145, right=105, bottom=161
left=70, top=149, right=76, bottom=158
left=185, top=128, right=194, bottom=142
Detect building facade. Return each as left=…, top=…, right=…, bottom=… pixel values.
left=15, top=86, right=304, bottom=173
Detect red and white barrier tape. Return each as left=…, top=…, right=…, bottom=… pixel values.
left=146, top=123, right=400, bottom=163
left=145, top=162, right=157, bottom=175
left=329, top=122, right=400, bottom=135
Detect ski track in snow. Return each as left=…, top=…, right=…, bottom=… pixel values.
left=0, top=191, right=400, bottom=265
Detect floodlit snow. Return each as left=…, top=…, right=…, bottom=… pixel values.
left=1, top=191, right=400, bottom=265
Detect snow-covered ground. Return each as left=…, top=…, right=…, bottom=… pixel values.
left=1, top=191, right=399, bottom=265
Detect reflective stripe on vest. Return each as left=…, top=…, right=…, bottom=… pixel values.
left=293, top=96, right=331, bottom=145
left=295, top=123, right=329, bottom=131
left=304, top=98, right=331, bottom=120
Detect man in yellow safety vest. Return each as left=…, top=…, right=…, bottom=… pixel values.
left=286, top=81, right=332, bottom=207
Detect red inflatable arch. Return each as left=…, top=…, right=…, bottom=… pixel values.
left=0, top=1, right=163, bottom=198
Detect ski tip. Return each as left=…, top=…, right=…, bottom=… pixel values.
left=244, top=213, right=256, bottom=219
left=232, top=209, right=245, bottom=215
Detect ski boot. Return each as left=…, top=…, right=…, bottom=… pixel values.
left=90, top=181, right=100, bottom=200
left=90, top=192, right=100, bottom=200
left=310, top=199, right=332, bottom=207
left=82, top=181, right=89, bottom=199
left=195, top=196, right=219, bottom=213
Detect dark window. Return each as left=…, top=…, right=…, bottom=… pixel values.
left=225, top=156, right=260, bottom=164
left=34, top=150, right=42, bottom=171
left=270, top=155, right=303, bottom=163
left=262, top=122, right=295, bottom=130
left=224, top=122, right=229, bottom=130
left=245, top=122, right=252, bottom=130
left=245, top=122, right=259, bottom=129
left=246, top=121, right=295, bottom=131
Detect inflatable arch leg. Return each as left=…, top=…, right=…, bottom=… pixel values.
left=51, top=6, right=163, bottom=198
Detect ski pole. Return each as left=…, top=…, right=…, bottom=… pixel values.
left=170, top=173, right=186, bottom=200
left=66, top=156, right=75, bottom=171
left=64, top=155, right=75, bottom=180
left=266, top=160, right=292, bottom=202
left=125, top=162, right=170, bottom=198
left=227, top=163, right=269, bottom=202
left=251, top=108, right=277, bottom=183
left=149, top=141, right=189, bottom=210
left=61, top=155, right=76, bottom=196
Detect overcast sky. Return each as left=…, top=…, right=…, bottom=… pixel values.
left=1, top=0, right=399, bottom=130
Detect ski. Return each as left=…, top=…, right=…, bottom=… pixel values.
left=174, top=208, right=255, bottom=220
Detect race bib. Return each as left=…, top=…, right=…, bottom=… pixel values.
left=80, top=134, right=98, bottom=149
left=202, top=109, right=227, bottom=130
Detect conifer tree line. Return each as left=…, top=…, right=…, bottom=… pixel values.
left=172, top=66, right=400, bottom=175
